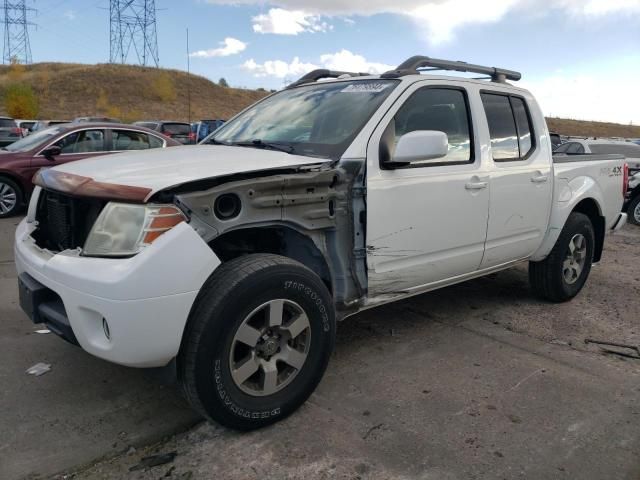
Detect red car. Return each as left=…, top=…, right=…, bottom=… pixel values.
left=0, top=123, right=181, bottom=217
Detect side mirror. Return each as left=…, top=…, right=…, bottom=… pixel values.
left=42, top=145, right=62, bottom=161
left=391, top=130, right=449, bottom=164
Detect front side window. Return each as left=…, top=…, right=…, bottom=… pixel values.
left=112, top=130, right=163, bottom=150
left=389, top=87, right=472, bottom=165
left=481, top=93, right=535, bottom=161
left=210, top=80, right=399, bottom=160
left=54, top=129, right=105, bottom=154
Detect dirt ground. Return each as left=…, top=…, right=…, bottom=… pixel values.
left=50, top=225, right=640, bottom=480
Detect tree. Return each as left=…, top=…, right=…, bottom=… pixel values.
left=218, top=77, right=229, bottom=88
left=4, top=84, right=39, bottom=118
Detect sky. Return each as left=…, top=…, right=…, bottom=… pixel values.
left=23, top=0, right=640, bottom=124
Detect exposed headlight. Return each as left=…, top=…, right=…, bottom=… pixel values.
left=83, top=203, right=186, bottom=257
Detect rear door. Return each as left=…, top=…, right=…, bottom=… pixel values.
left=366, top=82, right=490, bottom=295
left=479, top=91, right=552, bottom=268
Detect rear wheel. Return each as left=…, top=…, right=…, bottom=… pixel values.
left=178, top=254, right=335, bottom=430
left=529, top=212, right=595, bottom=302
left=627, top=195, right=640, bottom=226
left=0, top=176, right=23, bottom=218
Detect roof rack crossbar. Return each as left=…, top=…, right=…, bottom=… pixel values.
left=286, top=69, right=370, bottom=89
left=382, top=56, right=521, bottom=83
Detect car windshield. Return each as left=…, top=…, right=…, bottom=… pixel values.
left=207, top=79, right=399, bottom=160
left=4, top=126, right=64, bottom=152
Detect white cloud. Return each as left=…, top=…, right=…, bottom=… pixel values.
left=243, top=49, right=393, bottom=79
left=207, top=0, right=640, bottom=44
left=190, top=37, right=247, bottom=58
left=320, top=50, right=393, bottom=74
left=63, top=10, right=76, bottom=21
left=252, top=8, right=331, bottom=34
left=243, top=57, right=318, bottom=78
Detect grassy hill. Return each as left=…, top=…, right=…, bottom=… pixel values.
left=0, top=62, right=267, bottom=122
left=0, top=62, right=638, bottom=139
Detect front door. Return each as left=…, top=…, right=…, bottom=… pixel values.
left=366, top=83, right=490, bottom=296
left=30, top=129, right=107, bottom=176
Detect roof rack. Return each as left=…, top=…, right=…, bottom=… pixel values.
left=286, top=69, right=370, bottom=89
left=381, top=56, right=521, bottom=83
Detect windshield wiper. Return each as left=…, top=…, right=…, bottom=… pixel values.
left=230, top=139, right=295, bottom=154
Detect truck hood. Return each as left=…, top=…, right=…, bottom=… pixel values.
left=48, top=145, right=326, bottom=199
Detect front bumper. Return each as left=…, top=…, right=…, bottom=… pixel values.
left=14, top=219, right=220, bottom=367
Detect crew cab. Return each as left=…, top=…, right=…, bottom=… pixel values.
left=14, top=56, right=628, bottom=430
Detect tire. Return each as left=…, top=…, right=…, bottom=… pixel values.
left=627, top=195, right=640, bottom=226
left=178, top=253, right=335, bottom=430
left=529, top=212, right=595, bottom=302
left=0, top=176, right=23, bottom=218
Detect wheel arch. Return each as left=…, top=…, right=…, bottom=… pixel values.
left=571, top=198, right=605, bottom=262
left=208, top=225, right=334, bottom=294
left=0, top=170, right=27, bottom=197
left=531, top=194, right=605, bottom=262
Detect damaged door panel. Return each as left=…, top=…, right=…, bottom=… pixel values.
left=173, top=160, right=368, bottom=316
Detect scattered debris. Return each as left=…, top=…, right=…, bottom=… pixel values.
left=129, top=451, right=177, bottom=472
left=362, top=423, right=384, bottom=440
left=35, top=329, right=51, bottom=334
left=585, top=338, right=640, bottom=359
left=26, top=363, right=51, bottom=376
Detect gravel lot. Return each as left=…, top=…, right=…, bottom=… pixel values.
left=2, top=218, right=639, bottom=480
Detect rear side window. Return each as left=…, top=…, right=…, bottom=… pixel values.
left=0, top=118, right=16, bottom=128
left=112, top=130, right=164, bottom=150
left=481, top=93, right=535, bottom=161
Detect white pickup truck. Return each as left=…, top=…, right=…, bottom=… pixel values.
left=15, top=56, right=628, bottom=430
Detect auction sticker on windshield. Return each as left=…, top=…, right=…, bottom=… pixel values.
left=341, top=83, right=391, bottom=93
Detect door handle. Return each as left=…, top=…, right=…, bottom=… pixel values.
left=531, top=174, right=548, bottom=183
left=465, top=181, right=488, bottom=190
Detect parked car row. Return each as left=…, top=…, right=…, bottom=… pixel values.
left=1, top=116, right=226, bottom=145
left=0, top=122, right=182, bottom=217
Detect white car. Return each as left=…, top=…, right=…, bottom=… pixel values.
left=15, top=56, right=628, bottom=430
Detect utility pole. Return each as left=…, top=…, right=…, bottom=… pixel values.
left=2, top=0, right=36, bottom=64
left=109, top=0, right=159, bottom=67
left=186, top=27, right=191, bottom=123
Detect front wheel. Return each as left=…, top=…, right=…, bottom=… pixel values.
left=0, top=176, right=23, bottom=218
left=627, top=195, right=640, bottom=226
left=178, top=254, right=335, bottom=430
left=529, top=212, right=595, bottom=302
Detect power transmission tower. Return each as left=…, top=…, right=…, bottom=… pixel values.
left=110, top=0, right=159, bottom=67
left=2, top=0, right=36, bottom=64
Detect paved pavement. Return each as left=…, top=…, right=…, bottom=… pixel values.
left=0, top=217, right=200, bottom=480
left=1, top=216, right=639, bottom=479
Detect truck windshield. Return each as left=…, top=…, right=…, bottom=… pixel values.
left=207, top=79, right=399, bottom=160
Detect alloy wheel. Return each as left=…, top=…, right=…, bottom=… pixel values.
left=0, top=181, right=17, bottom=215
left=228, top=299, right=311, bottom=397
left=562, top=233, right=587, bottom=285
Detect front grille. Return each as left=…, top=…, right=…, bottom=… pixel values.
left=33, top=190, right=106, bottom=252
